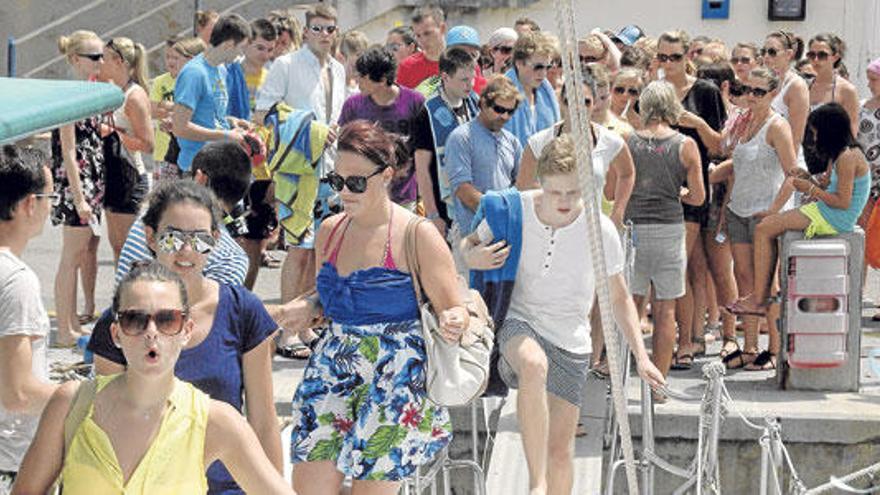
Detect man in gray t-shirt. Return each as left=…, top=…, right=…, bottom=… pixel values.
left=0, top=146, right=57, bottom=483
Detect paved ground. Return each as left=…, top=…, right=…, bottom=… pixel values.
left=26, top=217, right=880, bottom=491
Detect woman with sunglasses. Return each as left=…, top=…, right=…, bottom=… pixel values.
left=610, top=67, right=644, bottom=129
left=150, top=37, right=206, bottom=181
left=12, top=262, right=293, bottom=494
left=729, top=42, right=759, bottom=85
left=589, top=63, right=633, bottom=136
left=99, top=37, right=154, bottom=264
left=289, top=121, right=465, bottom=493
left=486, top=27, right=518, bottom=76
left=655, top=30, right=726, bottom=371
left=807, top=33, right=859, bottom=138
left=729, top=104, right=870, bottom=320
left=52, top=30, right=106, bottom=347
left=89, top=180, right=283, bottom=494
left=761, top=31, right=809, bottom=159
left=698, top=68, right=799, bottom=371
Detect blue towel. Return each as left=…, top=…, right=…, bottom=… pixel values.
left=503, top=68, right=560, bottom=147
left=225, top=62, right=251, bottom=121
left=468, top=188, right=523, bottom=397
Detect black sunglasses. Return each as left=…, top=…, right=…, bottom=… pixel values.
left=77, top=53, right=104, bottom=61
left=760, top=47, right=780, bottom=58
left=490, top=102, right=518, bottom=115
left=806, top=50, right=832, bottom=61
left=741, top=85, right=770, bottom=97
left=326, top=169, right=385, bottom=193
left=730, top=56, right=753, bottom=65
left=33, top=192, right=61, bottom=203
left=729, top=82, right=745, bottom=97
left=530, top=62, right=552, bottom=71
left=116, top=309, right=187, bottom=337
left=493, top=46, right=513, bottom=54
left=656, top=53, right=685, bottom=63
left=580, top=55, right=601, bottom=64
left=613, top=86, right=640, bottom=97
left=308, top=25, right=338, bottom=35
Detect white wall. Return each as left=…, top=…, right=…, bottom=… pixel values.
left=348, top=0, right=880, bottom=96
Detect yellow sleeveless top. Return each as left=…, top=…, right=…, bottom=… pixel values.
left=60, top=375, right=210, bottom=494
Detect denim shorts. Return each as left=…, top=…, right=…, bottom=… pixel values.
left=726, top=207, right=762, bottom=244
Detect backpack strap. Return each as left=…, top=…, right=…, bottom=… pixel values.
left=404, top=217, right=426, bottom=302
left=63, top=379, right=98, bottom=453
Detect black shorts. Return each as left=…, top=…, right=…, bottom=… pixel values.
left=104, top=172, right=149, bottom=214
left=243, top=180, right=277, bottom=240
left=683, top=202, right=709, bottom=227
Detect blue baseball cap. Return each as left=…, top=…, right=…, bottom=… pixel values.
left=612, top=25, right=645, bottom=46
left=446, top=25, right=481, bottom=49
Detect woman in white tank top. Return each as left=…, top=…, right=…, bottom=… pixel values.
left=761, top=31, right=809, bottom=157
left=100, top=37, right=154, bottom=262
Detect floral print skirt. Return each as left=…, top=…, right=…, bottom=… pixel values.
left=290, top=318, right=452, bottom=481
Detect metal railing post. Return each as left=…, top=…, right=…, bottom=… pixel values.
left=193, top=0, right=202, bottom=38
left=7, top=37, right=15, bottom=77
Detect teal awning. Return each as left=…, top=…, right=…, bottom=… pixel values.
left=0, top=78, right=124, bottom=144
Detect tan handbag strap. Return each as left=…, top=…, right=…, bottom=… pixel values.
left=404, top=217, right=426, bottom=302
left=64, top=379, right=97, bottom=452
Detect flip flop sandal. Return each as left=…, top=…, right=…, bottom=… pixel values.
left=589, top=361, right=610, bottom=378
left=719, top=337, right=740, bottom=359
left=744, top=351, right=777, bottom=371
left=724, top=300, right=768, bottom=317
left=723, top=349, right=757, bottom=370
left=575, top=422, right=588, bottom=437
left=78, top=313, right=98, bottom=325
left=261, top=252, right=282, bottom=268
left=275, top=343, right=311, bottom=360
left=670, top=353, right=693, bottom=370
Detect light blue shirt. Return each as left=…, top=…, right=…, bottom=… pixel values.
left=174, top=54, right=230, bottom=170
left=444, top=119, right=522, bottom=232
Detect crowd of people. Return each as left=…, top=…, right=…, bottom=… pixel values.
left=0, top=4, right=877, bottom=494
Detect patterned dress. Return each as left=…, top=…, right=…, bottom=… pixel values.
left=50, top=117, right=105, bottom=226
left=289, top=214, right=452, bottom=481
left=857, top=103, right=880, bottom=200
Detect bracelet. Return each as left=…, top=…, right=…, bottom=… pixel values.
left=223, top=129, right=230, bottom=141
left=809, top=184, right=816, bottom=196
left=426, top=211, right=440, bottom=220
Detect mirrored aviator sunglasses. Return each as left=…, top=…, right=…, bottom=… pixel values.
left=157, top=229, right=216, bottom=254
left=116, top=309, right=187, bottom=336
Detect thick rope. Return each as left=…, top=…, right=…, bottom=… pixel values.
left=550, top=2, right=638, bottom=493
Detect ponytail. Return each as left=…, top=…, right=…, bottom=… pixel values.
left=768, top=31, right=804, bottom=62
left=131, top=42, right=149, bottom=89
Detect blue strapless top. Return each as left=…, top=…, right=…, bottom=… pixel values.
left=317, top=262, right=420, bottom=326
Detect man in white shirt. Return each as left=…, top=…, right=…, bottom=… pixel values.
left=255, top=5, right=346, bottom=307
left=256, top=5, right=345, bottom=127
left=462, top=135, right=664, bottom=495
left=0, top=145, right=57, bottom=487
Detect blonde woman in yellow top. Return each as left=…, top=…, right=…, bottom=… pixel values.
left=12, top=262, right=293, bottom=495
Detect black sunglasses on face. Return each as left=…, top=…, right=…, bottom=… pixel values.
left=490, top=103, right=518, bottom=115
left=77, top=53, right=104, bottom=61
left=309, top=25, right=337, bottom=35
left=613, top=86, right=640, bottom=97
left=760, top=47, right=779, bottom=58
left=493, top=46, right=513, bottom=54
left=116, top=309, right=187, bottom=337
left=729, top=82, right=745, bottom=97
left=33, top=192, right=61, bottom=203
left=730, top=57, right=753, bottom=65
left=530, top=63, right=552, bottom=71
left=806, top=50, right=832, bottom=61
left=326, top=169, right=384, bottom=193
left=741, top=85, right=770, bottom=97
left=656, top=53, right=685, bottom=63
left=580, top=55, right=601, bottom=64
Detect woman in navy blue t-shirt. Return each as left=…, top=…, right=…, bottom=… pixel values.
left=90, top=180, right=282, bottom=494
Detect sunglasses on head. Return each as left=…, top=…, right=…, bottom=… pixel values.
left=741, top=85, right=770, bottom=97
left=490, top=102, right=518, bottom=115
left=77, top=53, right=104, bottom=61
left=116, top=309, right=187, bottom=337
left=325, top=169, right=384, bottom=193
left=730, top=56, right=753, bottom=65
left=806, top=50, right=832, bottom=61
left=308, top=24, right=337, bottom=35
left=105, top=39, right=125, bottom=60
left=157, top=229, right=216, bottom=255
left=613, top=86, right=640, bottom=97
left=760, top=47, right=780, bottom=58
left=656, top=53, right=685, bottom=63
left=493, top=45, right=513, bottom=54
